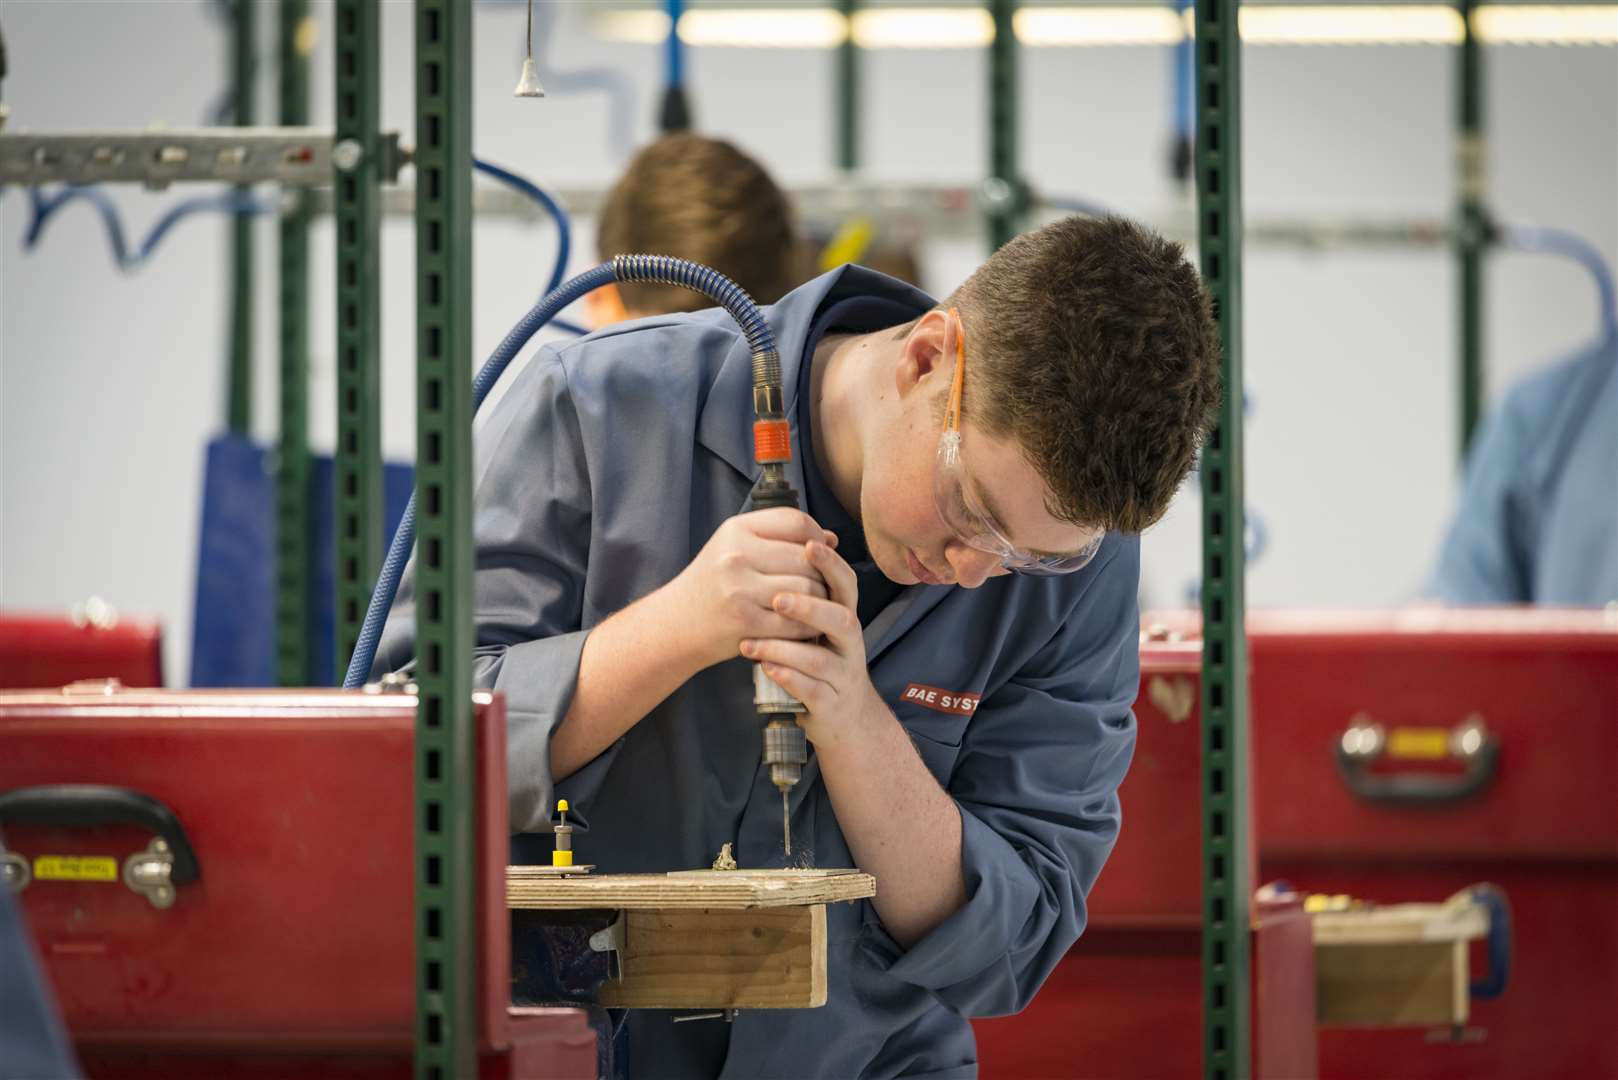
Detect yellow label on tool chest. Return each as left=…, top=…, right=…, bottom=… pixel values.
left=34, top=856, right=118, bottom=882
left=1387, top=727, right=1451, bottom=761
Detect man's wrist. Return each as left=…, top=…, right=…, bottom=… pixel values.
left=643, top=574, right=730, bottom=673
left=811, top=686, right=895, bottom=761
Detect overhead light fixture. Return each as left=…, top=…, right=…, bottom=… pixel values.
left=590, top=4, right=1616, bottom=49
left=683, top=8, right=847, bottom=48
left=1473, top=4, right=1618, bottom=44
left=1234, top=6, right=1466, bottom=45
left=593, top=9, right=672, bottom=46
left=1017, top=7, right=1186, bottom=46
left=850, top=8, right=994, bottom=48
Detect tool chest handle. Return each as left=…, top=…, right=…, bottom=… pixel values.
left=1333, top=717, right=1499, bottom=805
left=0, top=785, right=200, bottom=883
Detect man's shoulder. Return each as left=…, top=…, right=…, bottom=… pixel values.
left=541, top=311, right=746, bottom=408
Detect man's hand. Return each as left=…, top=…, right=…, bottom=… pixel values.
left=668, top=508, right=837, bottom=670
left=739, top=540, right=879, bottom=748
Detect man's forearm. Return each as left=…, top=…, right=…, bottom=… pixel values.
left=550, top=583, right=712, bottom=781
left=814, top=700, right=968, bottom=948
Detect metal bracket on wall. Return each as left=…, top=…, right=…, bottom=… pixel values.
left=0, top=128, right=404, bottom=189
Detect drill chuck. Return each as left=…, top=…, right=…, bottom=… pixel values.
left=762, top=716, right=807, bottom=793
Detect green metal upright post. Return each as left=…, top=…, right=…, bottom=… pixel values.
left=1194, top=0, right=1250, bottom=1075
left=276, top=0, right=313, bottom=687
left=1456, top=0, right=1487, bottom=458
left=228, top=0, right=255, bottom=435
left=837, top=0, right=859, bottom=171
left=334, top=0, right=384, bottom=681
left=986, top=0, right=1023, bottom=251
left=413, top=0, right=477, bottom=1075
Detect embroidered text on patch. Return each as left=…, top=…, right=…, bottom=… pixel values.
left=901, top=682, right=980, bottom=717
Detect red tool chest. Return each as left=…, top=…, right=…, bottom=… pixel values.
left=975, top=608, right=1617, bottom=1080
left=0, top=611, right=163, bottom=689
left=0, top=686, right=594, bottom=1079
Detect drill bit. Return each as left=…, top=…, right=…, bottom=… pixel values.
left=782, top=789, right=791, bottom=855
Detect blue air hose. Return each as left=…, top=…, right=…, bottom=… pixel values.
left=23, top=185, right=275, bottom=270
left=471, top=157, right=588, bottom=336
left=473, top=157, right=571, bottom=298
left=343, top=254, right=780, bottom=688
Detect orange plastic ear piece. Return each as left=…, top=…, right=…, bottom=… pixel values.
left=945, top=308, right=966, bottom=433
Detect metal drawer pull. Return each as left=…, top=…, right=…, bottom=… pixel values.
left=0, top=785, right=201, bottom=907
left=1334, top=714, right=1499, bottom=805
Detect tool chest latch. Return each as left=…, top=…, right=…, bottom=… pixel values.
left=123, top=837, right=178, bottom=909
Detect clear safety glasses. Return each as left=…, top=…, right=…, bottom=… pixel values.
left=933, top=309, right=1105, bottom=576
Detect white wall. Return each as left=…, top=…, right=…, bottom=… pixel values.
left=2, top=2, right=1614, bottom=684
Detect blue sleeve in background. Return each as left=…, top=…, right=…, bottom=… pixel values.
left=1430, top=392, right=1537, bottom=604
left=0, top=889, right=80, bottom=1080
left=1430, top=339, right=1618, bottom=606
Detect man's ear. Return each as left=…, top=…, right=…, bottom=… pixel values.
left=584, top=283, right=631, bottom=330
left=896, top=309, right=952, bottom=398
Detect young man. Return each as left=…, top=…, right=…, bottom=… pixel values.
left=584, top=132, right=798, bottom=327
left=375, top=214, right=1220, bottom=1078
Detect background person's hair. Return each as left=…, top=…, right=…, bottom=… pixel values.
left=597, top=133, right=798, bottom=313
left=947, top=215, right=1223, bottom=534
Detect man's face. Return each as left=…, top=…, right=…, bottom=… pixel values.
left=857, top=342, right=1099, bottom=589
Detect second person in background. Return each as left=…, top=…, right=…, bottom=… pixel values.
left=585, top=132, right=800, bottom=327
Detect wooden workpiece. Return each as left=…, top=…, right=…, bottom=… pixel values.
left=1311, top=895, right=1490, bottom=1028
left=507, top=867, right=875, bottom=911
left=507, top=868, right=876, bottom=1010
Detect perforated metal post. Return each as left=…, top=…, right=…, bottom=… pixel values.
left=986, top=0, right=1024, bottom=251
left=1456, top=0, right=1487, bottom=457
left=228, top=0, right=255, bottom=435
left=1195, top=0, right=1250, bottom=1075
left=413, top=0, right=477, bottom=1075
left=333, top=0, right=383, bottom=680
left=275, top=0, right=313, bottom=687
left=837, top=0, right=859, bottom=171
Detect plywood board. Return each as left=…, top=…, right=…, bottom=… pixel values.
left=1311, top=901, right=1487, bottom=946
left=596, top=905, right=828, bottom=1009
left=507, top=869, right=876, bottom=911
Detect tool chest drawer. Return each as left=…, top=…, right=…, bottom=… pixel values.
left=0, top=688, right=435, bottom=1048
left=1247, top=610, right=1618, bottom=859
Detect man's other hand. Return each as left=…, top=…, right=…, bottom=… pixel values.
left=738, top=540, right=879, bottom=749
left=670, top=507, right=837, bottom=669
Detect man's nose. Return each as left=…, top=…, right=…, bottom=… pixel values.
left=944, top=542, right=1001, bottom=589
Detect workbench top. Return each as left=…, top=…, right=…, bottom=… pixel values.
left=507, top=868, right=876, bottom=910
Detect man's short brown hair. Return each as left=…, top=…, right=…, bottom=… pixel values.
left=948, top=215, right=1222, bottom=534
left=597, top=133, right=797, bottom=313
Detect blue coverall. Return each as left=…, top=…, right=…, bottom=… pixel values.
left=377, top=266, right=1140, bottom=1079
